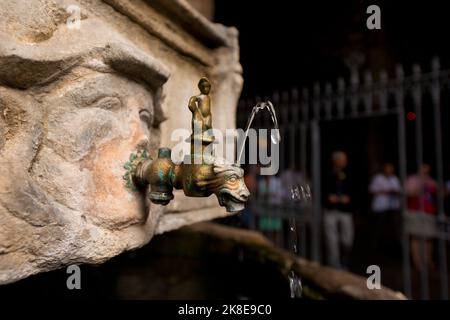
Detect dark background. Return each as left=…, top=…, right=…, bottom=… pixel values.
left=215, top=0, right=450, bottom=97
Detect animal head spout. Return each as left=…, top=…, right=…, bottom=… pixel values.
left=213, top=163, right=249, bottom=212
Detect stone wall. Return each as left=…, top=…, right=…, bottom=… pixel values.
left=0, top=0, right=242, bottom=284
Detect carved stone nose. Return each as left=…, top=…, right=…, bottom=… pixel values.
left=240, top=189, right=250, bottom=200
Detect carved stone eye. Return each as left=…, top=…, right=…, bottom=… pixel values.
left=139, top=109, right=153, bottom=127
left=89, top=96, right=122, bottom=110
left=228, top=176, right=237, bottom=183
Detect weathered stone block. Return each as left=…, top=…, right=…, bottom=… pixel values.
left=0, top=0, right=242, bottom=284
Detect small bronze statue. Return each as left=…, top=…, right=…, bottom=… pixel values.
left=189, top=77, right=213, bottom=141
left=124, top=78, right=249, bottom=212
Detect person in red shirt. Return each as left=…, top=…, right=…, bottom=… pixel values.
left=405, top=164, right=437, bottom=271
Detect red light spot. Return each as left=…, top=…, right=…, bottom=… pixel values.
left=407, top=112, right=416, bottom=121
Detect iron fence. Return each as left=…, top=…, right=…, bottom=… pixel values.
left=237, top=57, right=450, bottom=299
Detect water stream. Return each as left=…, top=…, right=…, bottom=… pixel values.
left=288, top=184, right=312, bottom=298
left=237, top=101, right=281, bottom=164
left=238, top=100, right=311, bottom=299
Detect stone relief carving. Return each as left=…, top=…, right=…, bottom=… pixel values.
left=0, top=0, right=242, bottom=284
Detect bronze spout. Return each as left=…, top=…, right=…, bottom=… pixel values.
left=124, top=78, right=249, bottom=212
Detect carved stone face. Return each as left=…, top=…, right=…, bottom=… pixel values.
left=0, top=2, right=169, bottom=284
left=0, top=61, right=166, bottom=282
left=34, top=68, right=157, bottom=227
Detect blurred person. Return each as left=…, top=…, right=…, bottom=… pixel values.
left=323, top=151, right=354, bottom=269
left=368, top=163, right=402, bottom=252
left=405, top=164, right=437, bottom=272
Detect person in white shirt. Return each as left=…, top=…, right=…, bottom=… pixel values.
left=368, top=163, right=402, bottom=252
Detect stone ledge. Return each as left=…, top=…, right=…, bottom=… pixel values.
left=175, top=222, right=407, bottom=300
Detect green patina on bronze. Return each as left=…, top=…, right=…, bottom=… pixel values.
left=123, top=149, right=149, bottom=190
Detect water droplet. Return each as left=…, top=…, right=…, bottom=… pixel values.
left=290, top=184, right=312, bottom=203
left=270, top=129, right=281, bottom=145
left=291, top=185, right=301, bottom=201
left=236, top=294, right=250, bottom=300
left=289, top=271, right=303, bottom=298
left=304, top=184, right=312, bottom=202
left=300, top=185, right=306, bottom=199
